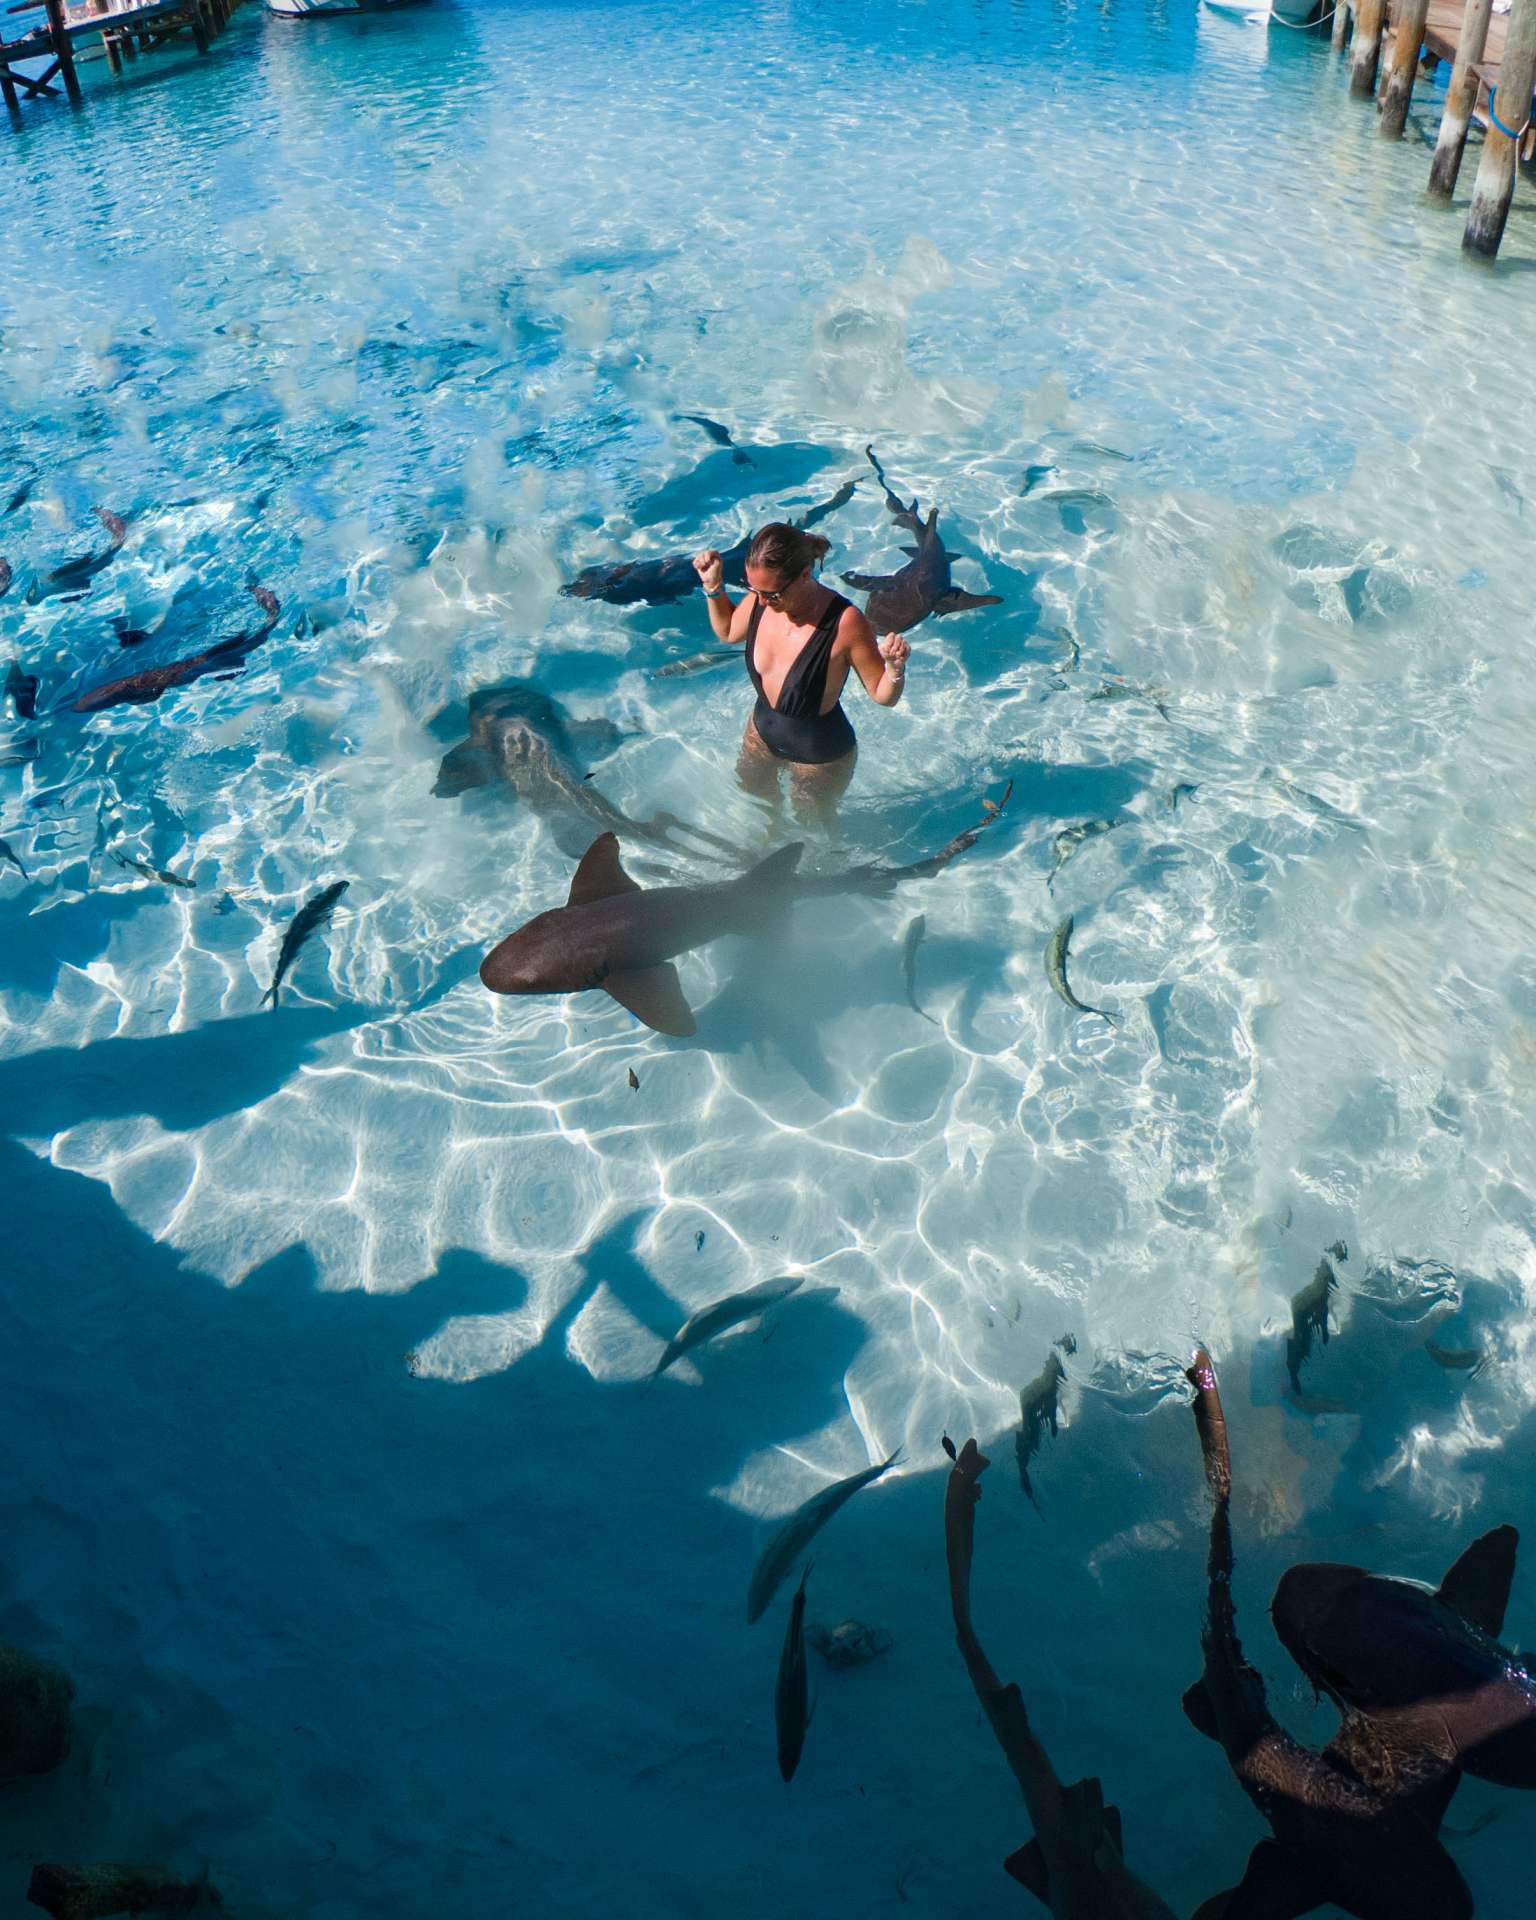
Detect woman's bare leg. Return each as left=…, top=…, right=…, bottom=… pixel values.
left=789, top=745, right=858, bottom=831
left=736, top=718, right=785, bottom=818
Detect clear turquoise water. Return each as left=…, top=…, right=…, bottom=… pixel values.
left=5, top=5, right=1536, bottom=1914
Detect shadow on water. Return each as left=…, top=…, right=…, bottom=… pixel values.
left=627, top=443, right=844, bottom=531
left=1, top=1129, right=1525, bottom=1915
left=0, top=1008, right=376, bottom=1139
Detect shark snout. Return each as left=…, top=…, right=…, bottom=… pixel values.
left=1271, top=1562, right=1368, bottom=1692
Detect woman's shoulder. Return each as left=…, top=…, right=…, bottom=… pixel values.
left=830, top=594, right=872, bottom=644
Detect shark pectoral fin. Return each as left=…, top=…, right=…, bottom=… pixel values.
left=1181, top=1677, right=1220, bottom=1740
left=568, top=832, right=642, bottom=906
left=1437, top=1523, right=1518, bottom=1636
left=933, top=589, right=1004, bottom=614
left=840, top=571, right=891, bottom=592
left=743, top=842, right=804, bottom=886
left=899, top=545, right=922, bottom=558
left=566, top=716, right=629, bottom=758
left=433, top=742, right=496, bottom=797
left=604, top=964, right=696, bottom=1037
left=1203, top=1842, right=1324, bottom=1920
left=1001, top=1838, right=1050, bottom=1905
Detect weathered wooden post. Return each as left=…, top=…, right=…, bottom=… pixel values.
left=1429, top=0, right=1494, bottom=195
left=1465, top=0, right=1536, bottom=255
left=1331, top=0, right=1352, bottom=53
left=1379, top=0, right=1431, bottom=135
left=41, top=0, right=80, bottom=102
left=1350, top=0, right=1386, bottom=95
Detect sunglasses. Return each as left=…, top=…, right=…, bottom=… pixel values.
left=752, top=569, right=807, bottom=608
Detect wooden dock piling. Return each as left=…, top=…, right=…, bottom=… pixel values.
left=1378, top=0, right=1431, bottom=134
left=1428, top=0, right=1494, bottom=195
left=1331, top=0, right=1352, bottom=53
left=1464, top=0, right=1536, bottom=256
left=1351, top=0, right=1388, bottom=93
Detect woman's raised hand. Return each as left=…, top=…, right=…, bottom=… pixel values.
left=878, top=632, right=911, bottom=675
left=692, top=549, right=725, bottom=594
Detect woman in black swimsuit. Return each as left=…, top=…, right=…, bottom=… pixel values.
left=691, top=522, right=910, bottom=825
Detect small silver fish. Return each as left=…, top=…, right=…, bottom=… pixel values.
left=112, top=852, right=197, bottom=890
left=647, top=650, right=739, bottom=680
left=775, top=1564, right=813, bottom=1782
left=1047, top=818, right=1121, bottom=892
left=901, top=914, right=935, bottom=1024
left=1088, top=680, right=1170, bottom=721
left=1070, top=440, right=1134, bottom=462
left=1016, top=1350, right=1065, bottom=1510
left=1163, top=783, right=1197, bottom=813
left=0, top=836, right=28, bottom=881
left=262, top=880, right=349, bottom=1009
left=654, top=1275, right=804, bottom=1376
left=1424, top=1339, right=1487, bottom=1378
left=1045, top=915, right=1114, bottom=1022
left=746, top=1451, right=900, bottom=1625
left=1053, top=627, right=1081, bottom=671
left=1489, top=466, right=1525, bottom=515
left=1021, top=465, right=1056, bottom=497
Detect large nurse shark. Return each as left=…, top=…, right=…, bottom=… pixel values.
left=480, top=823, right=984, bottom=1035
left=1182, top=1348, right=1510, bottom=1920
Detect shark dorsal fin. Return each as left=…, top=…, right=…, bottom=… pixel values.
left=742, top=842, right=804, bottom=887
left=568, top=833, right=641, bottom=907
left=603, top=963, right=696, bottom=1036
left=1438, top=1525, right=1518, bottom=1637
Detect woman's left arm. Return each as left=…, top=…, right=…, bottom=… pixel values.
left=842, top=608, right=910, bottom=709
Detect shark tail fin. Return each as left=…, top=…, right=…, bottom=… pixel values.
left=1437, top=1524, right=1518, bottom=1637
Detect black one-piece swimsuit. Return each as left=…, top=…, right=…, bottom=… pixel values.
left=745, top=590, right=857, bottom=765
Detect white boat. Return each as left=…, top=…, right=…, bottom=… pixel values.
left=265, top=0, right=425, bottom=17
left=1201, top=0, right=1323, bottom=21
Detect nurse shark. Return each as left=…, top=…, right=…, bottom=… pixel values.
left=840, top=447, right=1001, bottom=631
left=1181, top=1348, right=1510, bottom=1920
left=480, top=820, right=988, bottom=1035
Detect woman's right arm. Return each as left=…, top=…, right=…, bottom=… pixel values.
left=693, top=549, right=751, bottom=644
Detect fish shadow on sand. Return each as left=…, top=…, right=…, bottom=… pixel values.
left=0, top=1007, right=372, bottom=1142
left=627, top=443, right=840, bottom=531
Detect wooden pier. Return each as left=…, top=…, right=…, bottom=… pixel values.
left=1333, top=0, right=1536, bottom=258
left=1, top=0, right=244, bottom=115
